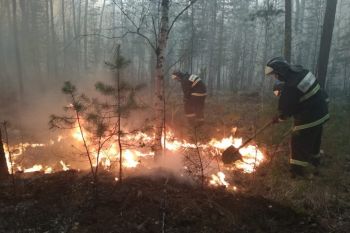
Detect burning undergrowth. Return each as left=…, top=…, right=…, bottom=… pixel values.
left=2, top=80, right=267, bottom=190
left=0, top=170, right=325, bottom=233
left=3, top=123, right=267, bottom=190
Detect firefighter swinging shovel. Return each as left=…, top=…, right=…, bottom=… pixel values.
left=222, top=120, right=274, bottom=164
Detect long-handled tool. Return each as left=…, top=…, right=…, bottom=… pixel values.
left=222, top=120, right=274, bottom=164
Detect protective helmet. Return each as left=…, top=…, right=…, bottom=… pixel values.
left=265, top=57, right=290, bottom=77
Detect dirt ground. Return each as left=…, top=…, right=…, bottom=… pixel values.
left=0, top=170, right=328, bottom=233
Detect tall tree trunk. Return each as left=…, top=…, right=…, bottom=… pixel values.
left=316, top=0, right=338, bottom=88
left=49, top=0, right=58, bottom=78
left=247, top=0, right=260, bottom=90
left=29, top=0, right=43, bottom=89
left=207, top=0, right=217, bottom=95
left=216, top=0, right=225, bottom=92
left=12, top=0, right=24, bottom=101
left=112, top=0, right=116, bottom=38
left=72, top=0, right=81, bottom=76
left=84, top=0, right=88, bottom=70
left=96, top=0, right=106, bottom=64
left=284, top=0, right=292, bottom=62
left=294, top=0, right=300, bottom=35
left=0, top=1, right=6, bottom=83
left=189, top=4, right=195, bottom=73
left=154, top=0, right=169, bottom=160
left=62, top=0, right=66, bottom=73
left=296, top=0, right=306, bottom=64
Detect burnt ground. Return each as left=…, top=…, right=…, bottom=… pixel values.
left=0, top=170, right=327, bottom=233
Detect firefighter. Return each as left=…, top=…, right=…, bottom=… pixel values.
left=171, top=70, right=207, bottom=127
left=265, top=57, right=329, bottom=177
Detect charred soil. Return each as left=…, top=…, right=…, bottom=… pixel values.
left=0, top=170, right=326, bottom=233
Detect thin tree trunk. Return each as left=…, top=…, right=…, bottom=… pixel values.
left=117, top=57, right=123, bottom=183
left=294, top=0, right=300, bottom=35
left=96, top=0, right=106, bottom=64
left=29, top=1, right=44, bottom=90
left=84, top=0, right=88, bottom=70
left=49, top=0, right=58, bottom=78
left=284, top=0, right=292, bottom=62
left=296, top=0, right=306, bottom=64
left=216, top=0, right=225, bottom=92
left=316, top=0, right=338, bottom=88
left=207, top=0, right=217, bottom=95
left=45, top=0, right=50, bottom=76
left=62, top=0, right=66, bottom=73
left=12, top=0, right=24, bottom=101
left=189, top=4, right=195, bottom=73
left=154, top=0, right=170, bottom=160
left=72, top=0, right=79, bottom=76
left=0, top=1, right=7, bottom=83
left=112, top=0, right=116, bottom=38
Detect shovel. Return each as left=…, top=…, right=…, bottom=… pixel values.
left=222, top=120, right=274, bottom=164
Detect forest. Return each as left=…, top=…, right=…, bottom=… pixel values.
left=0, top=0, right=350, bottom=232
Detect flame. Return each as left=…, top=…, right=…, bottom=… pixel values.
left=4, top=144, right=12, bottom=174
left=72, top=127, right=85, bottom=142
left=209, top=172, right=230, bottom=188
left=122, top=150, right=139, bottom=168
left=69, top=127, right=265, bottom=174
left=60, top=160, right=70, bottom=171
left=45, top=167, right=53, bottom=174
left=235, top=145, right=264, bottom=173
left=209, top=136, right=265, bottom=173
left=4, top=142, right=46, bottom=174
left=209, top=136, right=242, bottom=149
left=3, top=120, right=266, bottom=193
left=24, top=164, right=43, bottom=173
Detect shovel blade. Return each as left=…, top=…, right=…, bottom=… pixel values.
left=222, top=145, right=242, bottom=164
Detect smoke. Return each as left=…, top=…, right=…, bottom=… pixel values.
left=131, top=151, right=196, bottom=185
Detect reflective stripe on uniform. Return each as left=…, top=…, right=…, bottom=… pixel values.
left=290, top=159, right=309, bottom=167
left=192, top=78, right=201, bottom=87
left=299, top=84, right=320, bottom=102
left=189, top=74, right=198, bottom=82
left=191, top=92, right=207, bottom=96
left=293, top=114, right=330, bottom=131
left=297, top=72, right=316, bottom=93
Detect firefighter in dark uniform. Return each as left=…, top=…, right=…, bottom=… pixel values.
left=265, top=57, right=330, bottom=177
left=171, top=70, right=207, bottom=127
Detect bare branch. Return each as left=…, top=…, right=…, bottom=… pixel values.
left=167, top=0, right=198, bottom=36
left=112, top=0, right=139, bottom=29
left=111, top=0, right=156, bottom=52
left=152, top=16, right=159, bottom=48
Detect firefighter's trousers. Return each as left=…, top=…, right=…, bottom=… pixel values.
left=290, top=124, right=323, bottom=169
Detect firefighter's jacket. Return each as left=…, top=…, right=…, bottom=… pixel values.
left=278, top=69, right=329, bottom=131
left=179, top=74, right=207, bottom=119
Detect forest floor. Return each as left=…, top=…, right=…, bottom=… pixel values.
left=0, top=94, right=349, bottom=233
left=0, top=170, right=329, bottom=233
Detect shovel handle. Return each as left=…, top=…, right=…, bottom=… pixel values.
left=237, top=120, right=274, bottom=150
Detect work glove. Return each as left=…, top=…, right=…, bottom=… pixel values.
left=273, top=81, right=285, bottom=97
